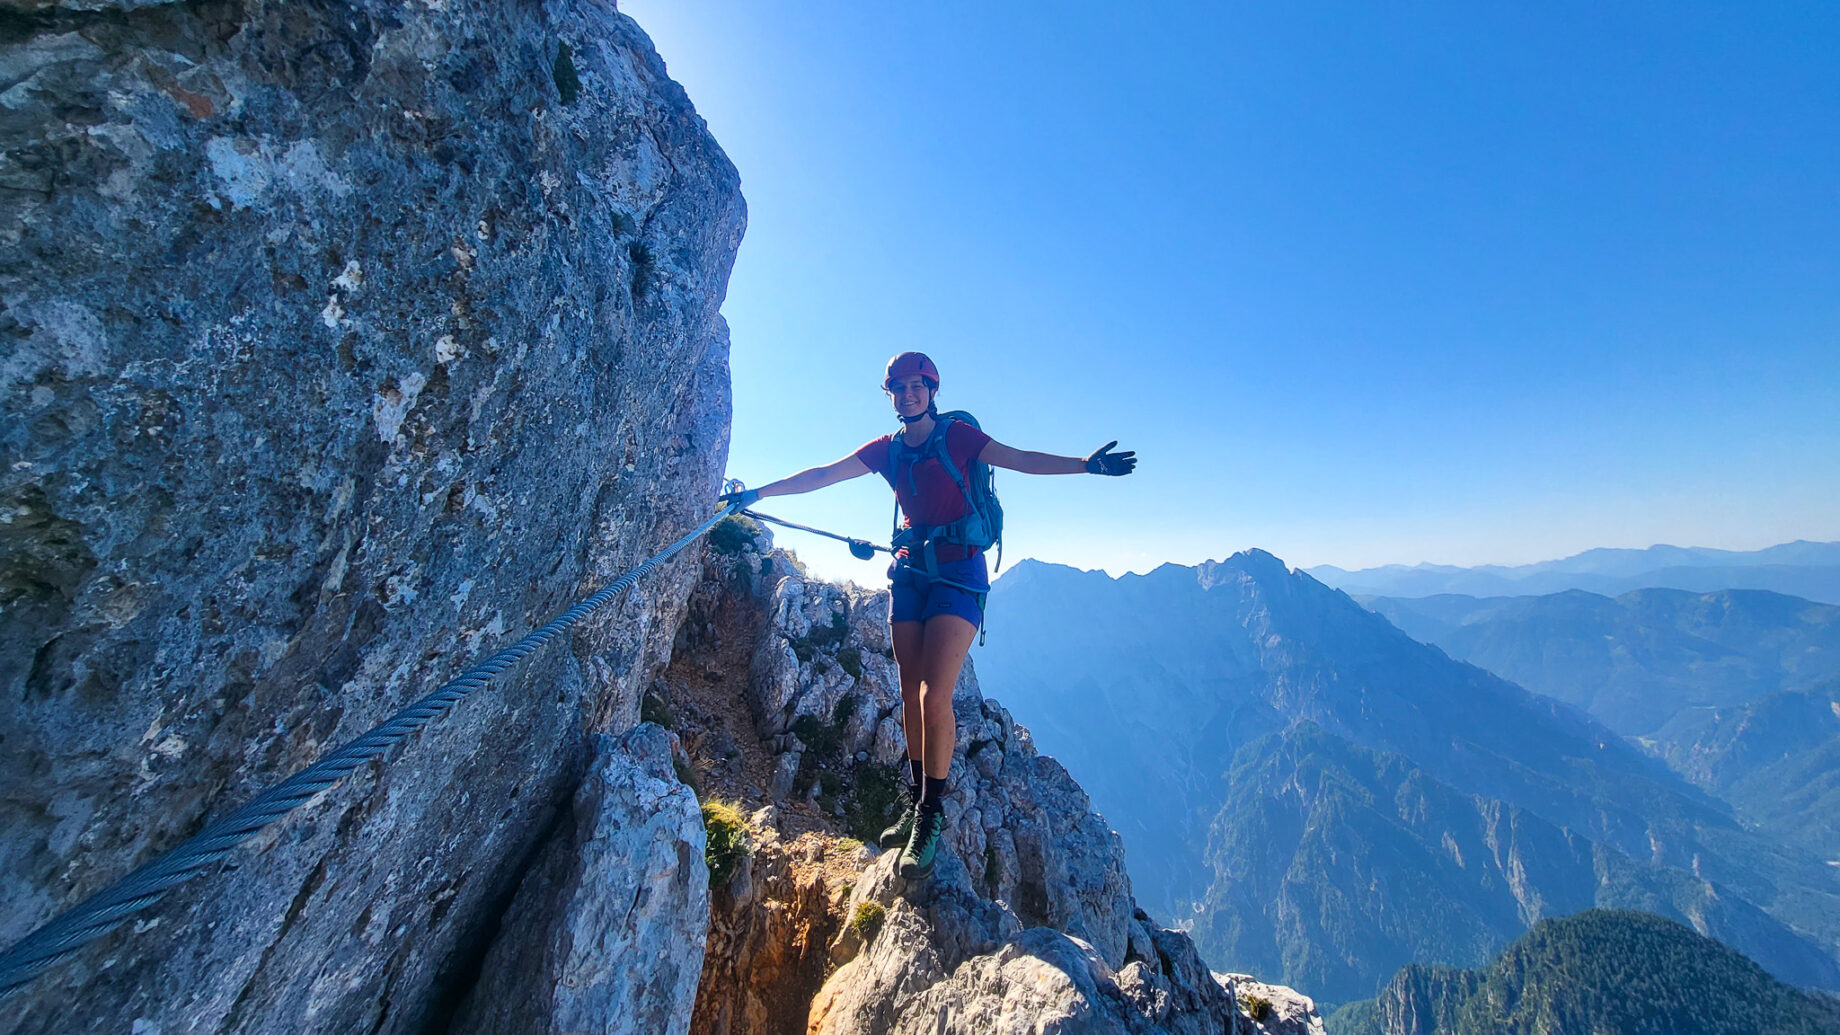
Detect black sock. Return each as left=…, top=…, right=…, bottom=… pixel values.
left=906, top=758, right=924, bottom=798
left=920, top=775, right=949, bottom=812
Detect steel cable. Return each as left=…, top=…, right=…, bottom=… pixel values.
left=0, top=502, right=743, bottom=1000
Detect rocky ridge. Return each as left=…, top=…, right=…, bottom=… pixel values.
left=667, top=519, right=1327, bottom=1034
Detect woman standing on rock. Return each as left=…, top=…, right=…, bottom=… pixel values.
left=720, top=352, right=1136, bottom=881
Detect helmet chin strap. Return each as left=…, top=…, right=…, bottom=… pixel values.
left=896, top=390, right=938, bottom=426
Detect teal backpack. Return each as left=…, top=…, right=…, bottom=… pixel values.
left=886, top=410, right=1004, bottom=580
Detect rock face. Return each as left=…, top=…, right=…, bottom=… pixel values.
left=1, top=2, right=741, bottom=1032
left=449, top=723, right=709, bottom=1035
left=692, top=818, right=857, bottom=1035
left=746, top=546, right=1139, bottom=971
left=812, top=851, right=1248, bottom=1035
left=667, top=526, right=1324, bottom=1034
left=1222, top=975, right=1327, bottom=1035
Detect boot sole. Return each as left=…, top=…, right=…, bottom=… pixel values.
left=899, top=857, right=935, bottom=881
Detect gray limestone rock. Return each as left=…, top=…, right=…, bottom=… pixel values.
left=449, top=724, right=708, bottom=1035
left=1218, top=974, right=1327, bottom=1035
left=1, top=2, right=740, bottom=1031
left=742, top=564, right=1138, bottom=968
left=812, top=852, right=1247, bottom=1035
left=723, top=562, right=1296, bottom=1033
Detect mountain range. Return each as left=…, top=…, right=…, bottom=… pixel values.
left=1364, top=588, right=1840, bottom=736
left=1307, top=541, right=1840, bottom=603
left=974, top=553, right=1840, bottom=1006
left=1326, top=909, right=1840, bottom=1035
left=1363, top=589, right=1840, bottom=862
left=1650, top=681, right=1840, bottom=865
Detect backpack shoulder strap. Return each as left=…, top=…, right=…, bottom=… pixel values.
left=928, top=417, right=972, bottom=498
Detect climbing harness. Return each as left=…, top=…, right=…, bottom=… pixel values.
left=0, top=500, right=747, bottom=1002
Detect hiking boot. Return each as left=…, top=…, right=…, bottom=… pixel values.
left=899, top=806, right=946, bottom=881
left=878, top=799, right=917, bottom=851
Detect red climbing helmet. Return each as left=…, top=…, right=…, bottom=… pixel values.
left=883, top=351, right=940, bottom=391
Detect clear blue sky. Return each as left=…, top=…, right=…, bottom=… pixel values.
left=621, top=1, right=1840, bottom=586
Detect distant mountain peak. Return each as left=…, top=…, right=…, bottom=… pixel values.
left=1308, top=540, right=1840, bottom=604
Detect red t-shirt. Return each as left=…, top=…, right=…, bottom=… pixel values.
left=855, top=421, right=993, bottom=560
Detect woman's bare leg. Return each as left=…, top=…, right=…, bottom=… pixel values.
left=918, top=613, right=978, bottom=777
left=891, top=620, right=926, bottom=768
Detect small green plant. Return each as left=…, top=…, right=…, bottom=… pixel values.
left=851, top=901, right=886, bottom=943
left=845, top=763, right=902, bottom=844
left=709, top=514, right=761, bottom=555
left=984, top=844, right=1001, bottom=887
left=787, top=610, right=850, bottom=663
left=627, top=240, right=655, bottom=299
left=807, top=610, right=850, bottom=651
left=701, top=799, right=750, bottom=889
left=640, top=690, right=674, bottom=728
left=837, top=837, right=863, bottom=854
left=837, top=646, right=864, bottom=680
left=816, top=770, right=843, bottom=812
left=1242, top=994, right=1272, bottom=1022
left=552, top=42, right=581, bottom=105
left=790, top=714, right=839, bottom=758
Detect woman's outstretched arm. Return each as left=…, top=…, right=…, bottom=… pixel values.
left=982, top=440, right=1136, bottom=476
left=752, top=454, right=874, bottom=499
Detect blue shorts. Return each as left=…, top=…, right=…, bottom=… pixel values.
left=889, top=555, right=988, bottom=629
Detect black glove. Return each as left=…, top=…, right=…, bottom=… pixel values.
left=1085, top=441, right=1136, bottom=476
left=717, top=488, right=760, bottom=509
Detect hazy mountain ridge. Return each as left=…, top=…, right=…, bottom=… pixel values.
left=1308, top=541, right=1840, bottom=603
left=977, top=554, right=1840, bottom=1004
left=1650, top=681, right=1840, bottom=863
left=1199, top=721, right=1839, bottom=1005
left=1362, top=588, right=1840, bottom=860
left=1364, top=587, right=1840, bottom=736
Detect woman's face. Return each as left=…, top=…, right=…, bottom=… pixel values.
left=886, top=374, right=933, bottom=419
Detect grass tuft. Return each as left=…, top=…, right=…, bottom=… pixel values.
left=701, top=798, right=750, bottom=889
left=851, top=901, right=886, bottom=943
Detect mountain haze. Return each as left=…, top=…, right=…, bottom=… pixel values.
left=1365, top=588, right=1840, bottom=736
left=976, top=554, right=1840, bottom=1004
left=1309, top=541, right=1840, bottom=603
left=1650, top=681, right=1840, bottom=864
